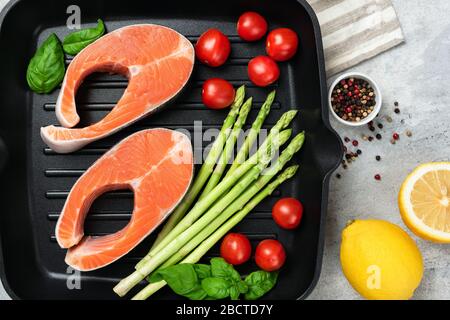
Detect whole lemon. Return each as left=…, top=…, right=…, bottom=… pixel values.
left=340, top=219, right=423, bottom=300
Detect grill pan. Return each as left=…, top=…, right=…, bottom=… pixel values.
left=0, top=0, right=343, bottom=299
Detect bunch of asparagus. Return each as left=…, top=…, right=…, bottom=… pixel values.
left=113, top=86, right=305, bottom=299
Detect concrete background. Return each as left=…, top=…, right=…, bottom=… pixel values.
left=1, top=0, right=449, bottom=300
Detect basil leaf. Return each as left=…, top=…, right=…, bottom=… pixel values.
left=237, top=280, right=248, bottom=294
left=201, top=277, right=231, bottom=300
left=244, top=271, right=278, bottom=300
left=150, top=264, right=198, bottom=295
left=183, top=284, right=208, bottom=300
left=148, top=272, right=163, bottom=284
left=210, top=258, right=241, bottom=282
left=229, top=286, right=240, bottom=300
left=26, top=33, right=65, bottom=94
left=193, top=264, right=211, bottom=280
left=149, top=264, right=208, bottom=300
left=62, top=19, right=105, bottom=55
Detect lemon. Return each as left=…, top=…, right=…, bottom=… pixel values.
left=399, top=162, right=450, bottom=243
left=340, top=220, right=423, bottom=300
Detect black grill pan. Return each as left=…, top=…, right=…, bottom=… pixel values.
left=0, top=0, right=343, bottom=299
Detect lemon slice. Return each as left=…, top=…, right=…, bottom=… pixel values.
left=399, top=162, right=450, bottom=243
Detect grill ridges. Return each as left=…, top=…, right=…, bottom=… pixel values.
left=42, top=33, right=286, bottom=260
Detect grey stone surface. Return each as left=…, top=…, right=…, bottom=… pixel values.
left=309, top=0, right=450, bottom=300
left=0, top=0, right=449, bottom=300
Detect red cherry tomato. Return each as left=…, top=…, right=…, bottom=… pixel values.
left=272, top=198, right=303, bottom=230
left=266, top=28, right=299, bottom=62
left=202, top=78, right=235, bottom=109
left=237, top=12, right=268, bottom=41
left=220, top=233, right=252, bottom=265
left=247, top=56, right=280, bottom=87
left=195, top=29, right=231, bottom=67
left=255, top=239, right=286, bottom=272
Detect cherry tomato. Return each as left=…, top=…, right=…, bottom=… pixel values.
left=255, top=239, right=286, bottom=272
left=195, top=29, right=231, bottom=67
left=237, top=12, right=268, bottom=41
left=202, top=78, right=235, bottom=109
left=266, top=28, right=299, bottom=62
left=220, top=233, right=252, bottom=265
left=247, top=56, right=280, bottom=87
left=272, top=198, right=303, bottom=230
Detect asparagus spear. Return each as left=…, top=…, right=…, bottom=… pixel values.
left=225, top=108, right=298, bottom=179
left=132, top=166, right=300, bottom=300
left=198, top=97, right=253, bottom=200
left=224, top=91, right=275, bottom=178
left=114, top=131, right=291, bottom=297
left=148, top=86, right=245, bottom=251
left=135, top=129, right=291, bottom=269
left=155, top=133, right=305, bottom=269
left=143, top=129, right=291, bottom=261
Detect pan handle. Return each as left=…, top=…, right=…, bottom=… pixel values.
left=311, top=128, right=344, bottom=177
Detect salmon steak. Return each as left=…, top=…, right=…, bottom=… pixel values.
left=41, top=24, right=195, bottom=154
left=56, top=128, right=194, bottom=271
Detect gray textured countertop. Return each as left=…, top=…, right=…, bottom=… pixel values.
left=1, top=0, right=449, bottom=300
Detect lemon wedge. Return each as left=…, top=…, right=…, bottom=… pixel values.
left=399, top=162, right=450, bottom=243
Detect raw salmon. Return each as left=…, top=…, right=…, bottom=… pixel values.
left=41, top=24, right=195, bottom=154
left=56, top=128, right=194, bottom=271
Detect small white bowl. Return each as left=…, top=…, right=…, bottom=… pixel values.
left=328, top=72, right=382, bottom=127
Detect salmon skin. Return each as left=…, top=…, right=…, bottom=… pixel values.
left=41, top=24, right=195, bottom=154
left=55, top=128, right=194, bottom=271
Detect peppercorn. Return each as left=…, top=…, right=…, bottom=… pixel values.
left=377, top=123, right=383, bottom=129
left=357, top=149, right=362, bottom=155
left=393, top=133, right=400, bottom=140
left=336, top=173, right=341, bottom=179
left=344, top=137, right=350, bottom=143
left=406, top=130, right=412, bottom=137
left=331, top=77, right=376, bottom=122
left=374, top=174, right=381, bottom=181
left=352, top=140, right=359, bottom=147
left=376, top=134, right=382, bottom=140
left=394, top=101, right=399, bottom=107
left=394, top=108, right=400, bottom=114
left=368, top=136, right=374, bottom=142
left=376, top=155, right=381, bottom=161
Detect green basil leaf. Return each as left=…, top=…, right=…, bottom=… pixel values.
left=237, top=280, right=248, bottom=294
left=62, top=19, right=105, bottom=55
left=149, top=264, right=208, bottom=300
left=193, top=264, right=211, bottom=280
left=151, top=264, right=199, bottom=295
left=183, top=284, right=208, bottom=300
left=147, top=272, right=163, bottom=284
left=201, top=277, right=231, bottom=300
left=26, top=33, right=65, bottom=94
left=229, top=286, right=240, bottom=300
left=244, top=271, right=278, bottom=300
left=210, top=258, right=241, bottom=282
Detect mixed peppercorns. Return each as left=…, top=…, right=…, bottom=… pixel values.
left=331, top=77, right=376, bottom=122
left=335, top=101, right=414, bottom=181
